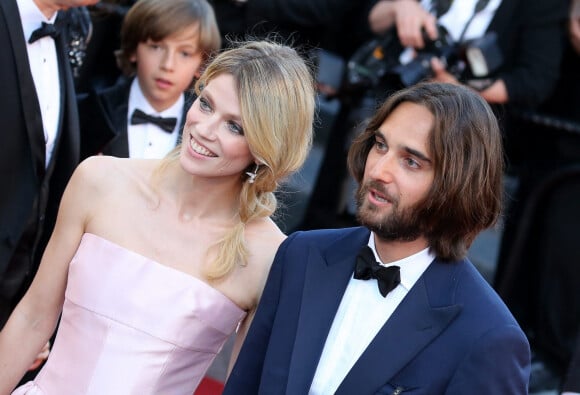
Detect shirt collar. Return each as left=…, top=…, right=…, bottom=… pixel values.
left=128, top=77, right=184, bottom=121
left=17, top=0, right=58, bottom=43
left=368, top=233, right=435, bottom=291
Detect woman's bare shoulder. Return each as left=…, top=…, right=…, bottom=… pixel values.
left=246, top=217, right=287, bottom=253
left=245, top=218, right=287, bottom=275
left=223, top=218, right=286, bottom=309
left=75, top=155, right=126, bottom=181
left=75, top=156, right=158, bottom=191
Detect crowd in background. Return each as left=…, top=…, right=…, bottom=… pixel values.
left=1, top=0, right=580, bottom=393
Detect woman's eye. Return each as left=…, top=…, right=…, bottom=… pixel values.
left=199, top=97, right=211, bottom=112
left=227, top=121, right=243, bottom=135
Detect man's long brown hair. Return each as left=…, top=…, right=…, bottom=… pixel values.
left=348, top=82, right=504, bottom=261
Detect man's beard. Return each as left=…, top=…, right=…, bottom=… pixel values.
left=355, top=180, right=424, bottom=242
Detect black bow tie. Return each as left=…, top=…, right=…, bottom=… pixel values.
left=28, top=22, right=59, bottom=44
left=130, top=109, right=177, bottom=133
left=354, top=245, right=401, bottom=297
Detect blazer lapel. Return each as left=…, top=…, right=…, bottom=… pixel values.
left=286, top=228, right=370, bottom=394
left=336, top=260, right=462, bottom=395
left=98, top=78, right=131, bottom=157
left=45, top=29, right=67, bottom=171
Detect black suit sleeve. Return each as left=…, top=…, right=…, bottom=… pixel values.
left=498, top=0, right=568, bottom=108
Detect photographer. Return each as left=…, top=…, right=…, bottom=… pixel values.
left=368, top=0, right=568, bottom=109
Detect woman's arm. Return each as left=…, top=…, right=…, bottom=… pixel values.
left=227, top=308, right=256, bottom=376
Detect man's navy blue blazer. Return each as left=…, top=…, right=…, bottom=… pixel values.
left=224, top=226, right=531, bottom=394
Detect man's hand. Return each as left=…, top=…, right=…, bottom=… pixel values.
left=430, top=57, right=459, bottom=84
left=430, top=57, right=508, bottom=103
left=369, top=0, right=438, bottom=49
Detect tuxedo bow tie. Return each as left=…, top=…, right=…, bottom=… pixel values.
left=130, top=109, right=177, bottom=133
left=354, top=245, right=401, bottom=297
left=29, top=22, right=59, bottom=44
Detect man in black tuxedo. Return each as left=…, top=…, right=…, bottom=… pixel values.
left=0, top=0, right=99, bottom=337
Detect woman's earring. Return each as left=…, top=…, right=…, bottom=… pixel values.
left=246, top=164, right=259, bottom=184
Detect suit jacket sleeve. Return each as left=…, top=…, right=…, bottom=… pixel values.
left=446, top=324, right=530, bottom=394
left=223, top=232, right=293, bottom=393
left=497, top=0, right=568, bottom=108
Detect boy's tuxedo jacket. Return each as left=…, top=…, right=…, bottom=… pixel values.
left=225, top=227, right=531, bottom=394
left=78, top=76, right=193, bottom=159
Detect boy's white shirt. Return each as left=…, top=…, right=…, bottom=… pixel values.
left=127, top=78, right=183, bottom=159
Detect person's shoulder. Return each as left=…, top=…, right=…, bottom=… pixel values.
left=94, top=75, right=133, bottom=95
left=241, top=219, right=287, bottom=303
left=76, top=154, right=128, bottom=175
left=447, top=258, right=522, bottom=326
left=285, top=226, right=369, bottom=248
left=248, top=217, right=286, bottom=240
left=74, top=156, right=154, bottom=191
left=246, top=224, right=366, bottom=249
left=80, top=76, right=132, bottom=109
left=246, top=217, right=287, bottom=260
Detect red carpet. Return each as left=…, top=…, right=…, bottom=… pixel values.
left=194, top=376, right=225, bottom=395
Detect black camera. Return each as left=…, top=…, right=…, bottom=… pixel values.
left=388, top=25, right=460, bottom=87
left=346, top=24, right=502, bottom=91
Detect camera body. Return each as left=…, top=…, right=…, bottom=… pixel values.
left=346, top=24, right=502, bottom=91
left=388, top=25, right=460, bottom=87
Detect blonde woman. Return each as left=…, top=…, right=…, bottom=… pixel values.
left=0, top=40, right=315, bottom=395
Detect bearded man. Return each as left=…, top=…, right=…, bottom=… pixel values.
left=224, top=82, right=530, bottom=395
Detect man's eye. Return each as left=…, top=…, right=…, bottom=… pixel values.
left=404, top=157, right=420, bottom=168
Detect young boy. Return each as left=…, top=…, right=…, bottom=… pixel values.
left=79, top=0, right=221, bottom=159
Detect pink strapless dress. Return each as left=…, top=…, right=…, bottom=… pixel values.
left=13, top=233, right=246, bottom=395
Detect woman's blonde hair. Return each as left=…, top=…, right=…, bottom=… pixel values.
left=159, top=40, right=315, bottom=279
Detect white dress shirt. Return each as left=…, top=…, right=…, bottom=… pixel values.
left=309, top=235, right=435, bottom=395
left=425, top=0, right=502, bottom=42
left=127, top=78, right=183, bottom=159
left=17, top=0, right=61, bottom=168
left=399, top=0, right=501, bottom=65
